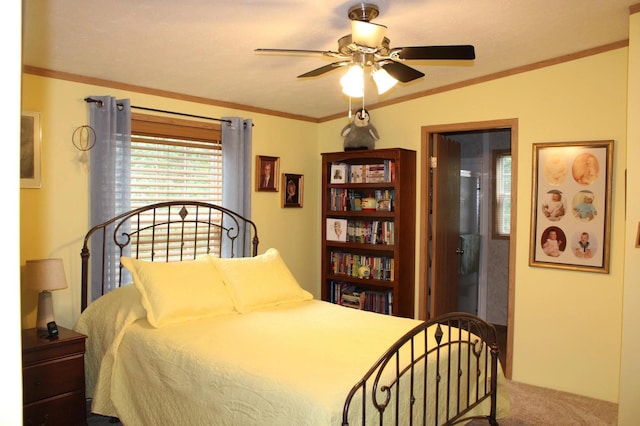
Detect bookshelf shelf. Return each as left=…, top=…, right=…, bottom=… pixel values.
left=325, top=211, right=395, bottom=219
left=321, top=148, right=416, bottom=317
left=324, top=241, right=395, bottom=252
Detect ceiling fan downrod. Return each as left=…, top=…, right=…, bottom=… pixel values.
left=347, top=3, right=379, bottom=22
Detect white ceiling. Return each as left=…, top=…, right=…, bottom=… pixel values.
left=22, top=0, right=636, bottom=121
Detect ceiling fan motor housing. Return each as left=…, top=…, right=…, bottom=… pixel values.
left=338, top=34, right=390, bottom=57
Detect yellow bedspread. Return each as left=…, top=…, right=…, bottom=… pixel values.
left=77, top=294, right=508, bottom=425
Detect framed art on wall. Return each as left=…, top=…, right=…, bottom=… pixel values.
left=20, top=111, right=42, bottom=189
left=282, top=173, right=303, bottom=208
left=529, top=140, right=613, bottom=273
left=256, top=155, right=279, bottom=192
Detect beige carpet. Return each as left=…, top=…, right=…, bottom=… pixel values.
left=88, top=379, right=618, bottom=425
left=468, top=379, right=618, bottom=425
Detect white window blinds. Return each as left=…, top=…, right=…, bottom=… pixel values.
left=492, top=150, right=511, bottom=239
left=129, top=113, right=223, bottom=260
left=130, top=113, right=222, bottom=208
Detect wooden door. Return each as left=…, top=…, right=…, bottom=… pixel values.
left=429, top=133, right=461, bottom=318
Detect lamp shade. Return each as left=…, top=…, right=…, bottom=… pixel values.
left=25, top=258, right=68, bottom=331
left=351, top=20, right=387, bottom=48
left=25, top=258, right=68, bottom=291
left=340, top=65, right=364, bottom=98
left=372, top=67, right=398, bottom=94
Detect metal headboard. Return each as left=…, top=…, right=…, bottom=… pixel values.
left=80, top=201, right=258, bottom=311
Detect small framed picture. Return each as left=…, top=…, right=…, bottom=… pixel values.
left=256, top=156, right=279, bottom=192
left=636, top=222, right=640, bottom=248
left=21, top=111, right=42, bottom=189
left=330, top=163, right=347, bottom=184
left=376, top=198, right=392, bottom=211
left=326, top=218, right=347, bottom=242
left=282, top=173, right=303, bottom=208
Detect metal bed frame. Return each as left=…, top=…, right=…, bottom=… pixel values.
left=80, top=201, right=258, bottom=311
left=342, top=312, right=499, bottom=425
left=79, top=201, right=499, bottom=425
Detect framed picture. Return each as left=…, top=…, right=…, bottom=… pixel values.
left=326, top=218, right=347, bottom=242
left=529, top=140, right=613, bottom=273
left=256, top=155, right=279, bottom=192
left=282, top=173, right=303, bottom=208
left=20, top=111, right=42, bottom=188
left=330, top=162, right=347, bottom=183
left=636, top=222, right=640, bottom=249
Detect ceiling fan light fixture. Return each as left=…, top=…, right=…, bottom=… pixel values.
left=340, top=65, right=364, bottom=98
left=351, top=20, right=387, bottom=48
left=372, top=66, right=398, bottom=94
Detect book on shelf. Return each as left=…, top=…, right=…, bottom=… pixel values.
left=344, top=220, right=394, bottom=245
left=349, top=164, right=364, bottom=183
left=329, top=251, right=395, bottom=280
left=333, top=189, right=395, bottom=212
left=330, top=161, right=397, bottom=184
left=329, top=281, right=393, bottom=315
left=348, top=191, right=362, bottom=211
left=365, top=163, right=386, bottom=183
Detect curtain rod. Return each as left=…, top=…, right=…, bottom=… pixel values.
left=84, top=97, right=232, bottom=124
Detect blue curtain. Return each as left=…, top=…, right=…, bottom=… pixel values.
left=88, top=96, right=131, bottom=298
left=221, top=117, right=252, bottom=256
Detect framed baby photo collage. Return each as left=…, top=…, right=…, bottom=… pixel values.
left=529, top=140, right=613, bottom=273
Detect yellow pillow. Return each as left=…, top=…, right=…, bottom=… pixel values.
left=120, top=256, right=236, bottom=328
left=209, top=248, right=313, bottom=313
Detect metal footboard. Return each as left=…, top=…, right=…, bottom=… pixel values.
left=342, top=312, right=499, bottom=426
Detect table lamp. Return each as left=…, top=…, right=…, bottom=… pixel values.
left=25, top=258, right=68, bottom=330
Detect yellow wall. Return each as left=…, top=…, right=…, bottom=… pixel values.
left=21, top=43, right=635, bottom=410
left=20, top=76, right=321, bottom=329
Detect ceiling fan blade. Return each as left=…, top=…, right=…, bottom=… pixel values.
left=381, top=61, right=425, bottom=83
left=255, top=48, right=344, bottom=58
left=395, top=45, right=476, bottom=60
left=351, top=20, right=387, bottom=48
left=298, top=62, right=348, bottom=78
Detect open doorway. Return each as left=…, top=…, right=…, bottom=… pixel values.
left=418, top=119, right=518, bottom=379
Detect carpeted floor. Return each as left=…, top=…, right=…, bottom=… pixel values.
left=468, top=380, right=618, bottom=426
left=88, top=379, right=618, bottom=425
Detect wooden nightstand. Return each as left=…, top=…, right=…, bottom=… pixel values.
left=22, top=326, right=87, bottom=426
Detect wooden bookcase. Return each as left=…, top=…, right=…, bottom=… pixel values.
left=321, top=148, right=416, bottom=317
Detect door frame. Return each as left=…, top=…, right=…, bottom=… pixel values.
left=418, top=118, right=518, bottom=379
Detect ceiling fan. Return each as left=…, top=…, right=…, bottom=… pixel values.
left=255, top=3, right=475, bottom=96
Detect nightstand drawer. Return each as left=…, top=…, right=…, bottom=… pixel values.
left=23, top=391, right=86, bottom=426
left=23, top=354, right=84, bottom=404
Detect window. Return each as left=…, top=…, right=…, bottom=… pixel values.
left=130, top=113, right=222, bottom=259
left=131, top=113, right=222, bottom=206
left=492, top=149, right=511, bottom=239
